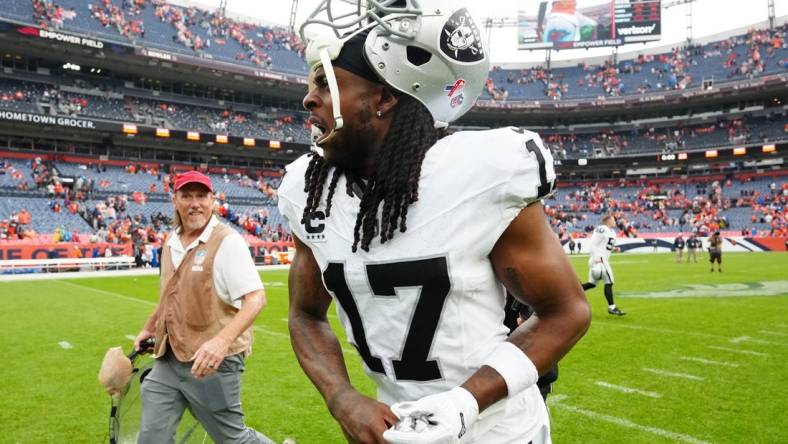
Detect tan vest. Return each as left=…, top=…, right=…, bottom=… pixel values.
left=153, top=223, right=253, bottom=362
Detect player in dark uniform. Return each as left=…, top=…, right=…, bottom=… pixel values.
left=686, top=233, right=701, bottom=262
left=708, top=231, right=723, bottom=272
left=673, top=234, right=685, bottom=263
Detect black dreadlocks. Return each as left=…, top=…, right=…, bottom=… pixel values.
left=301, top=96, right=444, bottom=252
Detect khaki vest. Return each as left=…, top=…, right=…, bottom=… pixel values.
left=153, top=223, right=253, bottom=361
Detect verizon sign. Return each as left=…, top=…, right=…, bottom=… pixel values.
left=617, top=24, right=658, bottom=37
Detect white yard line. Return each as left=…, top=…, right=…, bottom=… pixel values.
left=253, top=325, right=289, bottom=339
left=58, top=341, right=73, bottom=349
left=60, top=281, right=156, bottom=307
left=594, top=322, right=788, bottom=346
left=592, top=322, right=728, bottom=340
left=60, top=280, right=359, bottom=356
left=729, top=336, right=750, bottom=343
left=679, top=356, right=740, bottom=368
left=550, top=398, right=712, bottom=444
left=546, top=394, right=568, bottom=406
left=642, top=368, right=704, bottom=381
left=707, top=346, right=769, bottom=357
left=595, top=381, right=662, bottom=398
left=730, top=336, right=788, bottom=347
left=252, top=325, right=354, bottom=355
left=759, top=330, right=788, bottom=337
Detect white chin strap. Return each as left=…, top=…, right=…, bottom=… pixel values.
left=310, top=47, right=344, bottom=156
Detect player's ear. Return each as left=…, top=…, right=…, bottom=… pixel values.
left=376, top=86, right=399, bottom=117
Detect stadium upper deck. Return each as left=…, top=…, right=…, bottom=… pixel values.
left=0, top=1, right=784, bottom=102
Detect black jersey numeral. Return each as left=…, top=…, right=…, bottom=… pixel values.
left=511, top=127, right=555, bottom=199
left=323, top=257, right=451, bottom=381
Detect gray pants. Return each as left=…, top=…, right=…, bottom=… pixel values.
left=139, top=351, right=274, bottom=444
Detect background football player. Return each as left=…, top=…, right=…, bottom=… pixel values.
left=279, top=1, right=591, bottom=443
left=582, top=214, right=626, bottom=316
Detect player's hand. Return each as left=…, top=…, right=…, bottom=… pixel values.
left=190, top=335, right=231, bottom=378
left=383, top=387, right=479, bottom=444
left=328, top=389, right=397, bottom=444
left=133, top=329, right=155, bottom=353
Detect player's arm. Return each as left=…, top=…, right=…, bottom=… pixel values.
left=288, top=235, right=397, bottom=443
left=468, top=202, right=591, bottom=411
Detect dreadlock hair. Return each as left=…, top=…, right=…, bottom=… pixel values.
left=301, top=95, right=445, bottom=252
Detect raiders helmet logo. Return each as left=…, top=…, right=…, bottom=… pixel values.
left=440, top=8, right=485, bottom=63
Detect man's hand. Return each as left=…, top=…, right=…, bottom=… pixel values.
left=190, top=335, right=231, bottom=378
left=383, top=387, right=479, bottom=444
left=133, top=329, right=155, bottom=353
left=328, top=389, right=398, bottom=444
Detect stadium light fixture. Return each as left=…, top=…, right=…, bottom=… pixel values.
left=733, top=147, right=747, bottom=156
left=705, top=150, right=718, bottom=158
left=216, top=135, right=229, bottom=144
left=243, top=138, right=256, bottom=148
left=187, top=131, right=200, bottom=141
left=678, top=152, right=688, bottom=160
left=578, top=158, right=588, bottom=166
left=122, top=124, right=138, bottom=135
left=762, top=144, right=776, bottom=153
left=269, top=140, right=282, bottom=149
left=155, top=128, right=170, bottom=138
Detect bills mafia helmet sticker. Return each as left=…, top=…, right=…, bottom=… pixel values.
left=439, top=8, right=485, bottom=63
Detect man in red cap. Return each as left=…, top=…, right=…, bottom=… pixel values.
left=133, top=170, right=276, bottom=443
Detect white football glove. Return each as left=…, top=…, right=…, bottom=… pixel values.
left=383, top=387, right=479, bottom=444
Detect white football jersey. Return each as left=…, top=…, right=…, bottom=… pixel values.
left=278, top=128, right=555, bottom=405
left=588, top=225, right=616, bottom=263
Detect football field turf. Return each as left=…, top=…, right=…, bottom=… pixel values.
left=1, top=252, right=786, bottom=443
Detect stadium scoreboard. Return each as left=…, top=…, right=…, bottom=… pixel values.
left=518, top=0, right=662, bottom=50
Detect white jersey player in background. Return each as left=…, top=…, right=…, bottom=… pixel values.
left=279, top=1, right=591, bottom=443
left=581, top=214, right=626, bottom=316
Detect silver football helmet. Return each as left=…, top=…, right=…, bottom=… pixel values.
left=301, top=0, right=489, bottom=149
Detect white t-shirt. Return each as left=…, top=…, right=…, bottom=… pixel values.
left=278, top=127, right=556, bottom=404
left=166, top=216, right=263, bottom=308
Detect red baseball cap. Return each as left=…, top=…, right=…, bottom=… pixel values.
left=173, top=171, right=213, bottom=192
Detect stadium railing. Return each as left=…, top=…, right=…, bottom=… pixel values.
left=0, top=256, right=135, bottom=273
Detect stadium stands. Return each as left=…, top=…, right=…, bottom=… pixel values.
left=0, top=75, right=311, bottom=143
left=1, top=1, right=783, bottom=102
left=484, top=26, right=788, bottom=101
left=0, top=0, right=309, bottom=74
left=546, top=175, right=786, bottom=238
left=2, top=155, right=784, bottom=243
left=542, top=114, right=786, bottom=159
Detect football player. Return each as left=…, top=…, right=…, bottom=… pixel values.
left=279, top=2, right=590, bottom=443
left=686, top=233, right=701, bottom=262
left=673, top=234, right=685, bottom=263
left=708, top=231, right=723, bottom=272
left=581, top=214, right=625, bottom=316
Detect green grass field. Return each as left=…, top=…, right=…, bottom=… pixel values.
left=1, top=252, right=787, bottom=443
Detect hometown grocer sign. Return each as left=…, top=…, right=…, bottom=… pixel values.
left=0, top=111, right=96, bottom=129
